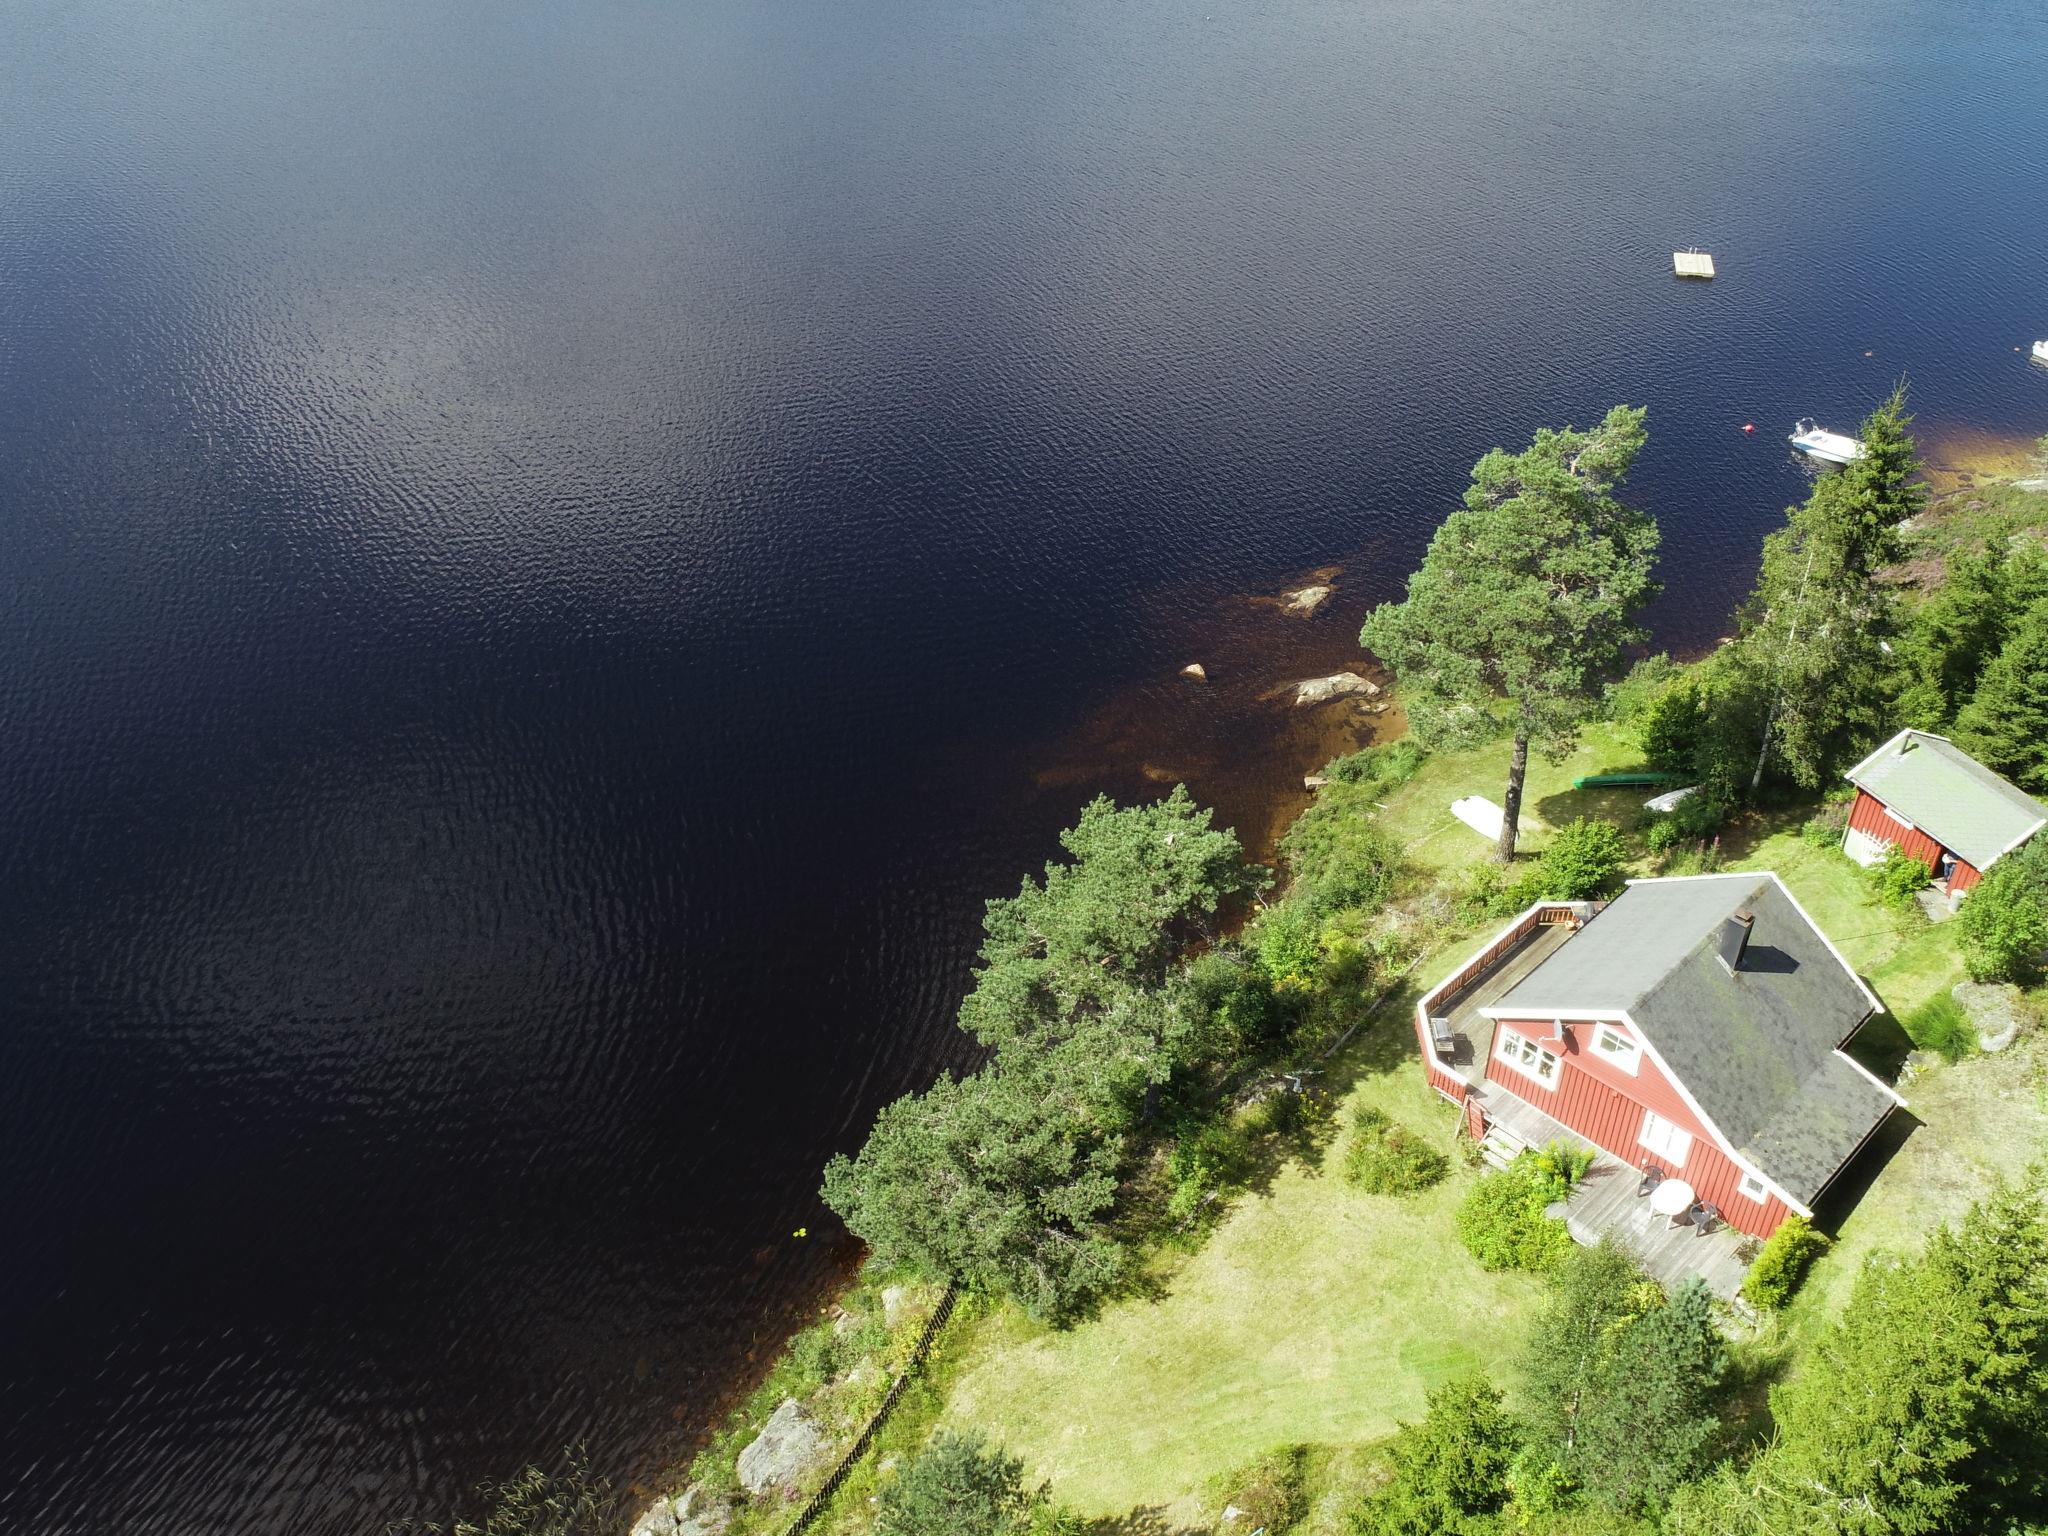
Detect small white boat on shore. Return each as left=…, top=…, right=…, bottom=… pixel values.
left=2032, top=339, right=2048, bottom=364
left=1789, top=418, right=1865, bottom=465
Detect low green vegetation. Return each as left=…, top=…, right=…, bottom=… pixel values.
left=1957, top=839, right=2048, bottom=984
left=1739, top=1215, right=1830, bottom=1312
left=1454, top=1151, right=1583, bottom=1274
left=874, top=1432, right=1050, bottom=1536
left=1867, top=844, right=1933, bottom=910
left=1343, top=1106, right=1450, bottom=1195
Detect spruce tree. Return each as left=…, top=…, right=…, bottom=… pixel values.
left=1572, top=1280, right=1727, bottom=1512
left=1953, top=595, right=2048, bottom=792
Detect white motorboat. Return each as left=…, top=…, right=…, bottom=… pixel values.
left=1789, top=418, right=1865, bottom=465
left=2032, top=339, right=2048, bottom=364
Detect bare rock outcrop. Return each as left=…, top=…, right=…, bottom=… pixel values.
left=1288, top=672, right=1380, bottom=708
left=737, top=1399, right=829, bottom=1496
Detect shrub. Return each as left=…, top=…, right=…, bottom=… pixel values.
left=1740, top=1215, right=1830, bottom=1311
left=1532, top=818, right=1632, bottom=901
left=1956, top=840, right=2048, bottom=983
left=1530, top=1139, right=1594, bottom=1194
left=1319, top=739, right=1428, bottom=792
left=1902, top=993, right=1976, bottom=1062
left=1352, top=1379, right=1516, bottom=1536
left=878, top=1431, right=1039, bottom=1536
left=1343, top=1106, right=1450, bottom=1195
left=1278, top=793, right=1403, bottom=914
left=1251, top=898, right=1324, bottom=991
left=1456, top=1155, right=1576, bottom=1273
left=1166, top=1119, right=1253, bottom=1226
left=1638, top=677, right=1707, bottom=775
left=1210, top=1445, right=1309, bottom=1535
left=1607, top=653, right=1685, bottom=727
left=1800, top=794, right=1853, bottom=849
left=1867, top=845, right=1932, bottom=911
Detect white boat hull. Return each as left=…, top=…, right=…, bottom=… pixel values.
left=2032, top=339, right=2048, bottom=364
left=1789, top=422, right=1864, bottom=465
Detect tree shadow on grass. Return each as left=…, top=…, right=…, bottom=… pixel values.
left=1080, top=1506, right=1209, bottom=1536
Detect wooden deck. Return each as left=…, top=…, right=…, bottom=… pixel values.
left=1470, top=1085, right=1756, bottom=1303
left=1432, top=921, right=1576, bottom=1086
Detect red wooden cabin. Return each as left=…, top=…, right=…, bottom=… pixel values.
left=1415, top=873, right=1902, bottom=1242
left=1842, top=729, right=2046, bottom=907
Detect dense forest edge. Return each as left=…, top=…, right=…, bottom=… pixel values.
left=411, top=401, right=2048, bottom=1536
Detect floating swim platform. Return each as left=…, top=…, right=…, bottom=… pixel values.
left=1672, top=249, right=1716, bottom=278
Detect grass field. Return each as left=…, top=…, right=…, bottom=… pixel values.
left=943, top=1041, right=1541, bottom=1518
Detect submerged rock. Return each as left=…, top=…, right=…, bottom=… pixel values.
left=1281, top=583, right=1334, bottom=616
left=1290, top=672, right=1380, bottom=707
left=737, top=1399, right=829, bottom=1495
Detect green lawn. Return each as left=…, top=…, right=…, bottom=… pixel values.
left=942, top=1051, right=1541, bottom=1518
left=1371, top=722, right=1657, bottom=877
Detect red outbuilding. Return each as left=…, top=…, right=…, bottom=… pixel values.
left=1841, top=729, right=2046, bottom=907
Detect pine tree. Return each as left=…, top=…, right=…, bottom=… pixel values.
left=1361, top=406, right=1659, bottom=860
left=1953, top=596, right=2048, bottom=792
left=877, top=1432, right=1039, bottom=1536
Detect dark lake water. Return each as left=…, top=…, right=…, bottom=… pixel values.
left=3, top=0, right=2045, bottom=1529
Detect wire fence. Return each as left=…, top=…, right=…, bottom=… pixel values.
left=778, top=1282, right=960, bottom=1536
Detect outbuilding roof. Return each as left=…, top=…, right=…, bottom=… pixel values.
left=1491, top=873, right=1896, bottom=1207
left=1845, top=729, right=2047, bottom=872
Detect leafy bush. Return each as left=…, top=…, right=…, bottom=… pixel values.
left=1637, top=678, right=1707, bottom=776
left=1165, top=1120, right=1253, bottom=1226
left=1278, top=793, right=1403, bottom=914
left=1209, top=1445, right=1310, bottom=1535
left=1866, top=845, right=1932, bottom=911
left=1902, top=993, right=1976, bottom=1062
left=1343, top=1106, right=1450, bottom=1195
left=1251, top=898, right=1325, bottom=991
left=1531, top=1139, right=1594, bottom=1193
left=1606, top=653, right=1685, bottom=727
left=1456, top=1155, right=1576, bottom=1273
left=1184, top=949, right=1288, bottom=1054
left=1800, top=795, right=1852, bottom=849
left=1319, top=739, right=1428, bottom=792
left=1739, top=1215, right=1831, bottom=1311
left=1530, top=818, right=1632, bottom=900
left=1957, top=840, right=2048, bottom=983
left=878, top=1431, right=1040, bottom=1536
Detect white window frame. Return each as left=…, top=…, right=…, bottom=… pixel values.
left=1883, top=805, right=1915, bottom=830
left=1736, top=1171, right=1769, bottom=1204
left=1591, top=1025, right=1640, bottom=1076
left=1494, top=1028, right=1561, bottom=1091
left=1638, top=1109, right=1693, bottom=1168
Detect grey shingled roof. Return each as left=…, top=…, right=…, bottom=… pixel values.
left=1494, top=874, right=1894, bottom=1205
left=1846, top=729, right=2046, bottom=871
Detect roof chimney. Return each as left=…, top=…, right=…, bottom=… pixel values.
left=1716, top=910, right=1755, bottom=975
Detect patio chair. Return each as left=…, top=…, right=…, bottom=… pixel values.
left=1636, top=1164, right=1666, bottom=1198
left=1692, top=1201, right=1720, bottom=1237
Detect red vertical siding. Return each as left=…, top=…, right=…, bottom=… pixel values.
left=1949, top=859, right=1984, bottom=895
left=1485, top=1019, right=1792, bottom=1240
left=1847, top=788, right=1947, bottom=870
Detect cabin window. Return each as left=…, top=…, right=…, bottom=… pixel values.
left=1737, top=1172, right=1769, bottom=1203
left=1495, top=1029, right=1560, bottom=1090
left=1592, top=1025, right=1640, bottom=1074
left=1638, top=1110, right=1692, bottom=1168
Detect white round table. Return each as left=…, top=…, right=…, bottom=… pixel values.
left=1649, top=1177, right=1696, bottom=1219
